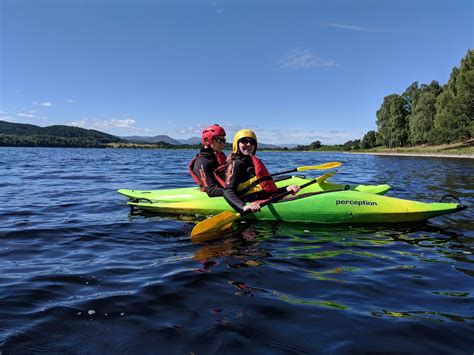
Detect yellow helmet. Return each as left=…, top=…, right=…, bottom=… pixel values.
left=232, top=129, right=257, bottom=154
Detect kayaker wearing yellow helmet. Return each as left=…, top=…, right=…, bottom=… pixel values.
left=222, top=129, right=300, bottom=212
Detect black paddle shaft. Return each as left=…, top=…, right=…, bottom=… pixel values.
left=270, top=168, right=297, bottom=177
left=240, top=177, right=320, bottom=217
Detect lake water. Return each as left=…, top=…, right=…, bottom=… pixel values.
left=1, top=147, right=473, bottom=354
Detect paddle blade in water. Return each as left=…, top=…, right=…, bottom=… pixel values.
left=191, top=211, right=241, bottom=242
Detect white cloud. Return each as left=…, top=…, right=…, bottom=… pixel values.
left=70, top=117, right=134, bottom=129
left=245, top=128, right=355, bottom=145
left=69, top=117, right=151, bottom=134
left=0, top=115, right=17, bottom=122
left=278, top=48, right=337, bottom=70
left=322, top=22, right=403, bottom=34
left=65, top=99, right=75, bottom=103
left=40, top=102, right=53, bottom=107
left=4, top=109, right=48, bottom=124
left=17, top=113, right=36, bottom=118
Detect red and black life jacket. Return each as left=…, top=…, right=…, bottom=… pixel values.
left=214, top=155, right=278, bottom=197
left=188, top=150, right=226, bottom=191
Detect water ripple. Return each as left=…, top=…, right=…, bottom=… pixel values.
left=1, top=148, right=473, bottom=353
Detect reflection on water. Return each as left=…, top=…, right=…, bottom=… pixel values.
left=0, top=148, right=473, bottom=353
left=190, top=219, right=474, bottom=325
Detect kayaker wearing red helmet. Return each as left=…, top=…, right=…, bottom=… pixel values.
left=223, top=129, right=300, bottom=213
left=188, top=124, right=227, bottom=197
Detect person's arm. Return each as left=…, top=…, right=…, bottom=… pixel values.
left=196, top=159, right=224, bottom=197
left=206, top=184, right=224, bottom=197
left=223, top=160, right=247, bottom=212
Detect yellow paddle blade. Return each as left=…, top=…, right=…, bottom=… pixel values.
left=296, top=162, right=341, bottom=172
left=191, top=210, right=242, bottom=242
left=316, top=170, right=337, bottom=183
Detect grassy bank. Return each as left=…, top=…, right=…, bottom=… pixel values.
left=352, top=139, right=474, bottom=157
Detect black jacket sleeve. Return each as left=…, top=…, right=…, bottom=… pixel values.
left=193, top=157, right=224, bottom=197
left=223, top=160, right=247, bottom=212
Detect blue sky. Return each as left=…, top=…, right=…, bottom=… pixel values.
left=1, top=0, right=472, bottom=144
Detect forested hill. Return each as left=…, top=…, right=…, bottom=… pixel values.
left=0, top=121, right=124, bottom=148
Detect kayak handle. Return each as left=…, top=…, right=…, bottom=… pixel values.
left=439, top=194, right=468, bottom=210
left=439, top=194, right=461, bottom=204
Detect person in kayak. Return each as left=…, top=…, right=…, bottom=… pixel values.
left=223, top=129, right=300, bottom=212
left=188, top=124, right=227, bottom=197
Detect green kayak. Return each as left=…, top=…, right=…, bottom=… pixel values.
left=117, top=175, right=465, bottom=224
left=118, top=175, right=390, bottom=203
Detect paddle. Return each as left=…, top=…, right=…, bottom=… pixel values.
left=270, top=161, right=341, bottom=177
left=191, top=171, right=337, bottom=241
left=237, top=161, right=341, bottom=195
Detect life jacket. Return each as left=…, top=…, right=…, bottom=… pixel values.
left=215, top=155, right=278, bottom=197
left=188, top=150, right=226, bottom=191
left=215, top=151, right=227, bottom=166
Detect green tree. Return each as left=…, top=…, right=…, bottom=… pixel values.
left=376, top=94, right=409, bottom=147
left=432, top=49, right=474, bottom=143
left=402, top=81, right=420, bottom=113
left=361, top=130, right=377, bottom=149
left=340, top=139, right=360, bottom=150
left=408, top=92, right=437, bottom=144
left=309, top=140, right=322, bottom=150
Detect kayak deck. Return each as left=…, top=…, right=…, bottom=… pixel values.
left=118, top=175, right=391, bottom=202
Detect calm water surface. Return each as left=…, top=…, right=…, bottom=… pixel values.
left=1, top=148, right=473, bottom=354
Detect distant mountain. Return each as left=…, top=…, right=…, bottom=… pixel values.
left=0, top=121, right=290, bottom=149
left=178, top=136, right=201, bottom=144
left=122, top=135, right=181, bottom=145
left=122, top=133, right=283, bottom=148
left=258, top=143, right=281, bottom=149
left=0, top=120, right=123, bottom=147
left=276, top=143, right=298, bottom=149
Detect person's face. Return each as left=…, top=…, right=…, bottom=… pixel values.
left=211, top=135, right=226, bottom=152
left=238, top=138, right=256, bottom=156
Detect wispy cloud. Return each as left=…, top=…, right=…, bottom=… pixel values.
left=69, top=117, right=150, bottom=134
left=65, top=99, right=75, bottom=103
left=17, top=113, right=36, bottom=118
left=0, top=115, right=17, bottom=122
left=39, top=102, right=53, bottom=107
left=278, top=48, right=337, bottom=70
left=212, top=2, right=224, bottom=14
left=230, top=127, right=356, bottom=145
left=322, top=22, right=403, bottom=34
left=2, top=109, right=48, bottom=124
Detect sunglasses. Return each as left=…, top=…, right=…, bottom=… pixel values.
left=213, top=137, right=226, bottom=143
left=239, top=138, right=256, bottom=145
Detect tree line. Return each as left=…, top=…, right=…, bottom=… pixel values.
left=362, top=49, right=473, bottom=149
left=0, top=134, right=117, bottom=148
left=0, top=121, right=124, bottom=148
left=301, top=49, right=472, bottom=151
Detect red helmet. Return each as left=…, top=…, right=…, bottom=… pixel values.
left=202, top=124, right=226, bottom=146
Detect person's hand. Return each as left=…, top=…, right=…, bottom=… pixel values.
left=286, top=185, right=301, bottom=195
left=243, top=202, right=261, bottom=212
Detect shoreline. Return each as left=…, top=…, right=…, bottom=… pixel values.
left=348, top=151, right=474, bottom=159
